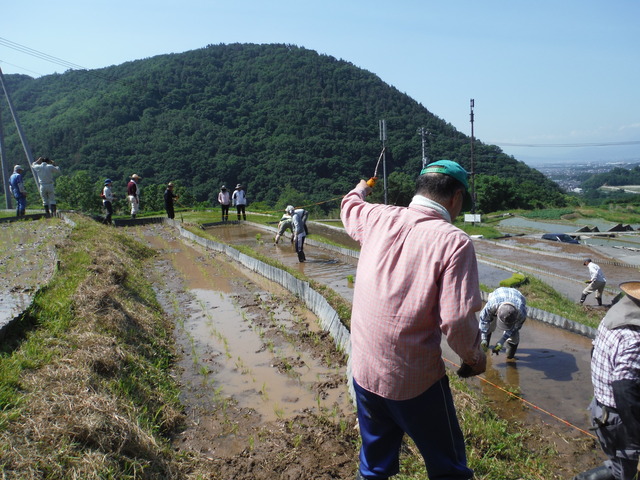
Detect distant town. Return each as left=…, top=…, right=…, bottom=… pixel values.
left=534, top=160, right=640, bottom=193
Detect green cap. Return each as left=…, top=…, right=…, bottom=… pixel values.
left=420, top=160, right=473, bottom=211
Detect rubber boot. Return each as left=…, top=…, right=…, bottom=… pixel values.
left=44, top=205, right=50, bottom=217
left=506, top=341, right=518, bottom=359
left=297, top=251, right=306, bottom=263
left=50, top=205, right=57, bottom=216
left=597, top=297, right=602, bottom=306
left=572, top=465, right=614, bottom=480
left=579, top=294, right=587, bottom=304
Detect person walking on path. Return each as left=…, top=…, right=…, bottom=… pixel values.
left=341, top=159, right=486, bottom=480
left=232, top=184, right=247, bottom=220
left=101, top=179, right=116, bottom=225
left=581, top=258, right=607, bottom=306
left=164, top=182, right=179, bottom=219
left=218, top=185, right=231, bottom=222
left=479, top=287, right=527, bottom=359
left=9, top=164, right=27, bottom=217
left=31, top=156, right=60, bottom=216
left=127, top=174, right=142, bottom=219
left=290, top=205, right=307, bottom=262
left=572, top=281, right=640, bottom=480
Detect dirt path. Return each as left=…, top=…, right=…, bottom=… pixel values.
left=134, top=224, right=360, bottom=480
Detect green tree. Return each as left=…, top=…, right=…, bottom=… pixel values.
left=475, top=175, right=523, bottom=213
left=56, top=171, right=102, bottom=214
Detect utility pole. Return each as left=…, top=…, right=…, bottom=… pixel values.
left=0, top=67, right=38, bottom=189
left=379, top=119, right=388, bottom=205
left=0, top=104, right=11, bottom=209
left=418, top=127, right=428, bottom=169
left=469, top=99, right=475, bottom=214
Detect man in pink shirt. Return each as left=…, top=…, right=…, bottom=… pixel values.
left=341, top=159, right=486, bottom=480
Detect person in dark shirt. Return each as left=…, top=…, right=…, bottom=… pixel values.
left=164, top=182, right=179, bottom=219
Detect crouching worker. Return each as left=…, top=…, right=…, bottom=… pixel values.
left=479, top=287, right=527, bottom=359
left=341, top=160, right=486, bottom=480
left=573, top=281, right=640, bottom=480
left=274, top=210, right=293, bottom=244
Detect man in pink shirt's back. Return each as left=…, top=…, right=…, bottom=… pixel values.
left=341, top=160, right=486, bottom=480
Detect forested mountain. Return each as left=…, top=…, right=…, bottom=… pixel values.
left=581, top=166, right=640, bottom=190
left=2, top=43, right=565, bottom=212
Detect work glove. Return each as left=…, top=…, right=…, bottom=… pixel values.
left=456, top=363, right=474, bottom=378
left=492, top=344, right=503, bottom=355
left=585, top=280, right=591, bottom=284
left=456, top=352, right=487, bottom=378
left=480, top=340, right=488, bottom=352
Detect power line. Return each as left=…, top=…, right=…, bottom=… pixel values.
left=494, top=140, right=640, bottom=148
left=0, top=36, right=88, bottom=72
left=0, top=59, right=44, bottom=77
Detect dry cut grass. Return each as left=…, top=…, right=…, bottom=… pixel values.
left=0, top=220, right=185, bottom=479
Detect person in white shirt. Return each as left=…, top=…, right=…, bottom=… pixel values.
left=580, top=258, right=607, bottom=306
left=232, top=184, right=247, bottom=220
left=31, top=156, right=61, bottom=216
left=102, top=179, right=116, bottom=224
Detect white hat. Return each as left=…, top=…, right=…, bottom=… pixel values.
left=13, top=165, right=23, bottom=172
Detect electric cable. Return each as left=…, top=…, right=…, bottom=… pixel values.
left=0, top=36, right=87, bottom=72
left=494, top=140, right=640, bottom=148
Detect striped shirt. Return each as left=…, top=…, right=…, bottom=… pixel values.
left=592, top=321, right=640, bottom=409
left=341, top=186, right=484, bottom=400
left=479, top=287, right=527, bottom=340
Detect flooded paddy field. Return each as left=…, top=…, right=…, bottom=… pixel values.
left=132, top=223, right=360, bottom=479
left=0, top=218, right=71, bottom=333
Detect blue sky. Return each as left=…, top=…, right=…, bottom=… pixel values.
left=1, top=0, right=638, bottom=166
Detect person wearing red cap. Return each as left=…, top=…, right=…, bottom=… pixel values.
left=341, top=159, right=485, bottom=480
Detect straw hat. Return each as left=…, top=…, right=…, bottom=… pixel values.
left=131, top=174, right=142, bottom=180
left=620, top=281, right=640, bottom=301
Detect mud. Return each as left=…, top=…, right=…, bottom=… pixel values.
left=136, top=224, right=360, bottom=478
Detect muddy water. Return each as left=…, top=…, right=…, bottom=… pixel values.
left=208, top=222, right=600, bottom=443
left=143, top=230, right=352, bottom=428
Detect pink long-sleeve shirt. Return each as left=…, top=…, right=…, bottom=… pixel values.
left=341, top=186, right=484, bottom=400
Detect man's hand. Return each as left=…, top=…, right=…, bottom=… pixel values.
left=357, top=179, right=373, bottom=196
left=457, top=352, right=487, bottom=378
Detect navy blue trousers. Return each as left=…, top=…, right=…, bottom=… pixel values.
left=354, top=376, right=473, bottom=480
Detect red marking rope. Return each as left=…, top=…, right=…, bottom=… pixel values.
left=444, top=357, right=597, bottom=440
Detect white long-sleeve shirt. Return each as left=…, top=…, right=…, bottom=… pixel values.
left=32, top=162, right=60, bottom=185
